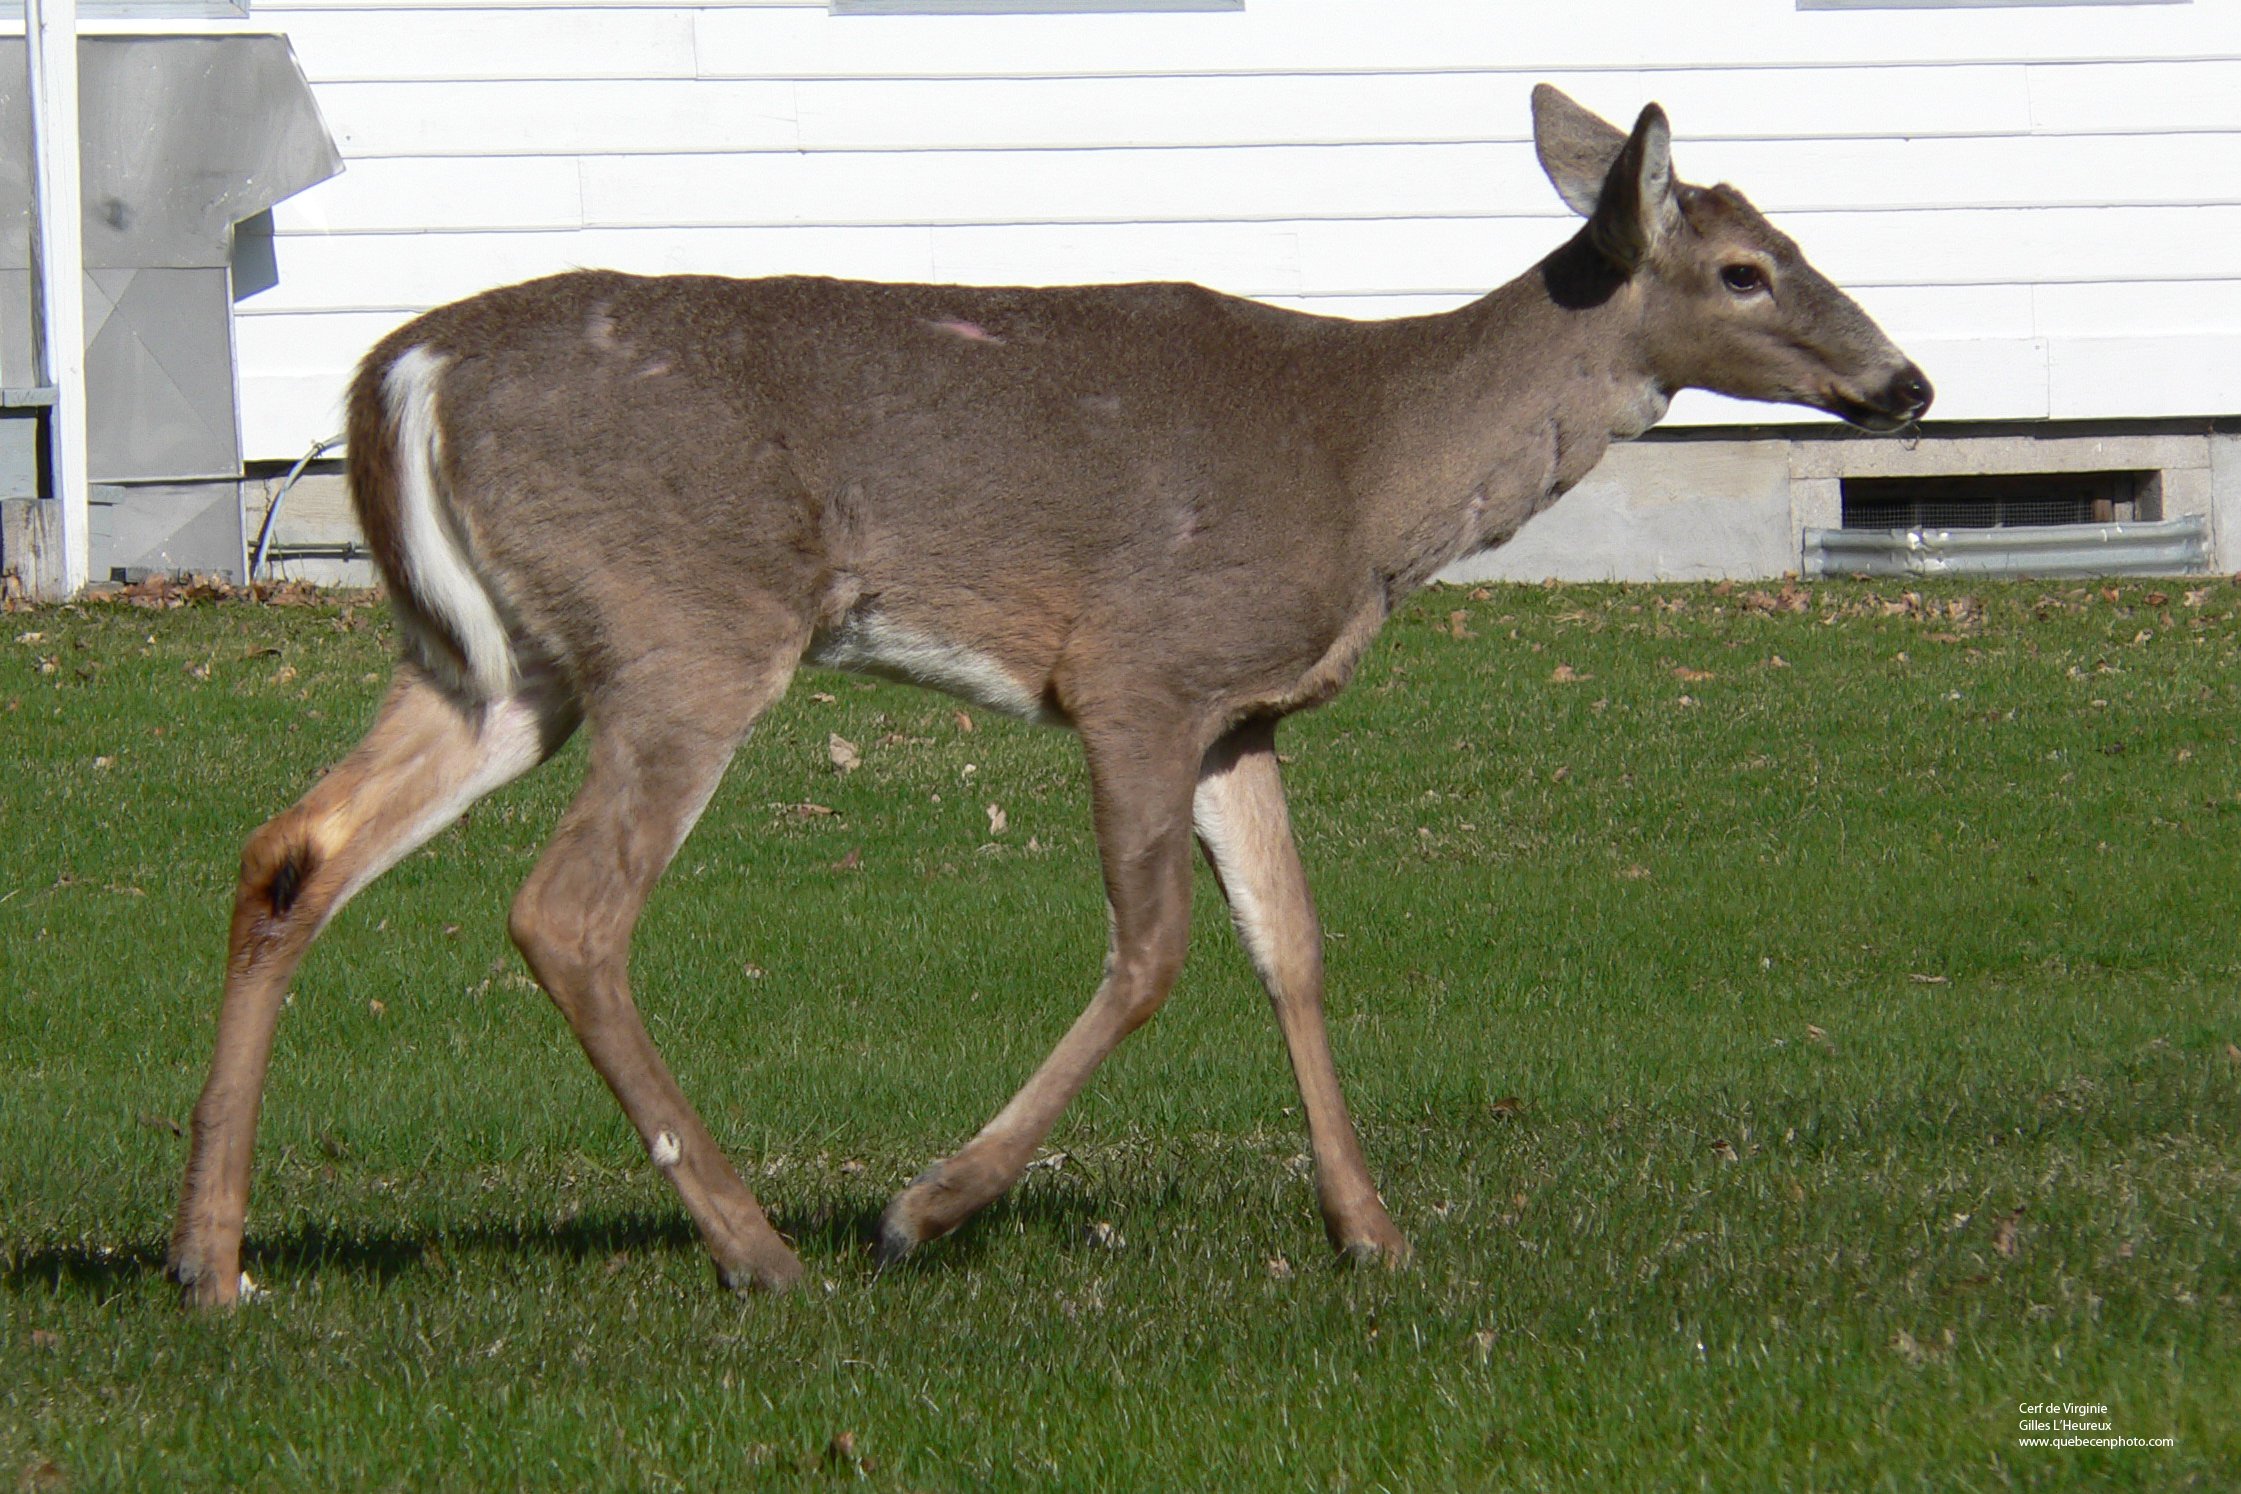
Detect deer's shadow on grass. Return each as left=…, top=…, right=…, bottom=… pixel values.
left=4, top=1189, right=1110, bottom=1298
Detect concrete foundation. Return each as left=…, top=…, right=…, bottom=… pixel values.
left=1447, top=421, right=2241, bottom=584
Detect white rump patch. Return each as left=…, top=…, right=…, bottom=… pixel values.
left=385, top=346, right=516, bottom=700
left=650, top=1130, right=683, bottom=1168
left=808, top=611, right=1051, bottom=722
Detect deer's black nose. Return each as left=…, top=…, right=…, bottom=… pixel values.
left=1885, top=364, right=1933, bottom=419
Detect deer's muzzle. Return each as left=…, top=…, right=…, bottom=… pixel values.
left=1829, top=361, right=1934, bottom=432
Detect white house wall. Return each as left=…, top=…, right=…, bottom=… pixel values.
left=228, top=0, right=2241, bottom=461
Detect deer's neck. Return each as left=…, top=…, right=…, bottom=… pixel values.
left=1333, top=237, right=1667, bottom=598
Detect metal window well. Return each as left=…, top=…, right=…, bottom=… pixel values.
left=0, top=34, right=340, bottom=580
left=1806, top=515, right=2209, bottom=577
left=1806, top=467, right=2209, bottom=577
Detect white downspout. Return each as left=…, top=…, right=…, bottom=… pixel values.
left=23, top=0, right=87, bottom=599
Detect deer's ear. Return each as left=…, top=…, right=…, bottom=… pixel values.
left=1532, top=84, right=1630, bottom=217
left=1585, top=103, right=1679, bottom=274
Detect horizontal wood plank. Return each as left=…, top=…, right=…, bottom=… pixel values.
left=695, top=0, right=2241, bottom=80
left=267, top=7, right=700, bottom=82
left=545, top=134, right=2241, bottom=236
left=275, top=157, right=585, bottom=233
left=314, top=80, right=802, bottom=157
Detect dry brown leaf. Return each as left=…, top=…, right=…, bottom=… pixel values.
left=1891, top=1327, right=1952, bottom=1365
left=1618, top=863, right=1651, bottom=881
left=830, top=847, right=862, bottom=872
left=1446, top=610, right=1474, bottom=640
left=1550, top=664, right=1590, bottom=684
left=809, top=691, right=837, bottom=704
left=1805, top=1024, right=1835, bottom=1053
left=823, top=1431, right=860, bottom=1471
left=827, top=733, right=860, bottom=773
left=2144, top=590, right=2170, bottom=607
left=369, top=999, right=386, bottom=1017
left=1908, top=973, right=1948, bottom=986
left=1992, top=1207, right=2026, bottom=1258
left=953, top=709, right=975, bottom=733
left=789, top=802, right=835, bottom=819
left=1266, top=1254, right=1294, bottom=1280
left=1490, top=1096, right=1525, bottom=1119
left=1672, top=665, right=1715, bottom=683
left=985, top=803, right=1008, bottom=836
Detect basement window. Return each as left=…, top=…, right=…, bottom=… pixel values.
left=1840, top=471, right=2162, bottom=530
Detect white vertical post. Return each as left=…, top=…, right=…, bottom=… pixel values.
left=24, top=0, right=88, bottom=599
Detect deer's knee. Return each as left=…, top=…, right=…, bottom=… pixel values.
left=1109, top=920, right=1190, bottom=1033
left=508, top=866, right=627, bottom=1007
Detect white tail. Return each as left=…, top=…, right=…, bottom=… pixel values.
left=383, top=347, right=517, bottom=701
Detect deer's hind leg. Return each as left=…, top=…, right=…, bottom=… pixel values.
left=505, top=648, right=808, bottom=1294
left=171, top=666, right=577, bottom=1308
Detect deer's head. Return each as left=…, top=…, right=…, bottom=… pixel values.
left=1531, top=85, right=1931, bottom=432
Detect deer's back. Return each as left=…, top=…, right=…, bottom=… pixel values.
left=363, top=271, right=1381, bottom=717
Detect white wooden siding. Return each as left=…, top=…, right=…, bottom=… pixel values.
left=235, top=0, right=2241, bottom=458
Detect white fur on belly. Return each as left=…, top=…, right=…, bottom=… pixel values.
left=807, top=611, right=1051, bottom=721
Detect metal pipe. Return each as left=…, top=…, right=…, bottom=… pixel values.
left=250, top=432, right=342, bottom=579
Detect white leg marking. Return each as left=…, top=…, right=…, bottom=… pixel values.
left=317, top=694, right=555, bottom=928
left=1194, top=772, right=1281, bottom=980
left=650, top=1130, right=683, bottom=1168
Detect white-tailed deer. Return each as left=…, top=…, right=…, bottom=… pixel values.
left=170, top=87, right=1929, bottom=1305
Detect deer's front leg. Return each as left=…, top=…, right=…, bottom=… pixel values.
left=1194, top=720, right=1409, bottom=1267
left=876, top=724, right=1199, bottom=1261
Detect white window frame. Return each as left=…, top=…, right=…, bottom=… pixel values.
left=80, top=0, right=248, bottom=19
left=1801, top=0, right=2183, bottom=9
left=832, top=1, right=1240, bottom=14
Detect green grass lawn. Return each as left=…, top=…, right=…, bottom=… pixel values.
left=3, top=577, right=2238, bottom=1490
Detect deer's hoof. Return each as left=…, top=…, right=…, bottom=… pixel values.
left=871, top=1212, right=922, bottom=1268
left=717, top=1246, right=805, bottom=1295
left=872, top=1161, right=966, bottom=1266
left=168, top=1250, right=241, bottom=1311
left=1335, top=1230, right=1413, bottom=1272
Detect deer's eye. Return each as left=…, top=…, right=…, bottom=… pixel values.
left=1721, top=263, right=1767, bottom=296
